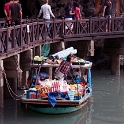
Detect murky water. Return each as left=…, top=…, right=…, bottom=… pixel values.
left=0, top=69, right=124, bottom=124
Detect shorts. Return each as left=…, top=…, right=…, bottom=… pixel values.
left=12, top=20, right=21, bottom=26
left=104, top=15, right=111, bottom=18
left=65, top=18, right=73, bottom=30
left=104, top=15, right=111, bottom=24
left=5, top=18, right=12, bottom=27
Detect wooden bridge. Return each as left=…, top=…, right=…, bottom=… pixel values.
left=0, top=16, right=124, bottom=59
left=0, top=16, right=124, bottom=107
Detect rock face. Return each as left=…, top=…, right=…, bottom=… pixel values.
left=25, top=0, right=123, bottom=18
left=1, top=0, right=124, bottom=19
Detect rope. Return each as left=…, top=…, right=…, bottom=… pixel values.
left=2, top=70, right=23, bottom=100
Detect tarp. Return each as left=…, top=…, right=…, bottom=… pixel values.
left=50, top=47, right=77, bottom=59
left=48, top=92, right=69, bottom=107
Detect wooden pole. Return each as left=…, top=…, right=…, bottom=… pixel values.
left=116, top=0, right=121, bottom=16
left=111, top=54, right=120, bottom=75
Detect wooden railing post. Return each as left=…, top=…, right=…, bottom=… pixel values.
left=98, top=14, right=100, bottom=32
left=19, top=20, right=22, bottom=46
left=12, top=22, right=16, bottom=48
left=60, top=17, right=64, bottom=37
left=111, top=16, right=114, bottom=32
left=5, top=25, right=9, bottom=52
left=53, top=18, right=55, bottom=39
left=75, top=17, right=78, bottom=34
left=89, top=16, right=92, bottom=33
left=44, top=19, right=47, bottom=40
left=108, top=15, right=111, bottom=32
left=123, top=15, right=124, bottom=31
left=36, top=17, right=39, bottom=40
left=26, top=16, right=30, bottom=44
left=31, top=19, right=34, bottom=43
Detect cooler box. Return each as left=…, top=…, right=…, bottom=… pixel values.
left=26, top=90, right=37, bottom=99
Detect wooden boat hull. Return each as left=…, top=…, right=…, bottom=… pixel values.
left=28, top=100, right=88, bottom=114
left=22, top=93, right=90, bottom=114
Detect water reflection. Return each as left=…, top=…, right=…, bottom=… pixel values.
left=1, top=69, right=124, bottom=124
left=0, top=99, right=92, bottom=124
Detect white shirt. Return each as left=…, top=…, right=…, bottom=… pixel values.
left=39, top=3, right=55, bottom=19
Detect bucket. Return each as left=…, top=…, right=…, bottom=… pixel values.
left=68, top=90, right=75, bottom=100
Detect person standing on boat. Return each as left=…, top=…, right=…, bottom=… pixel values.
left=54, top=54, right=72, bottom=80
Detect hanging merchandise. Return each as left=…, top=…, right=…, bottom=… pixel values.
left=41, top=43, right=50, bottom=57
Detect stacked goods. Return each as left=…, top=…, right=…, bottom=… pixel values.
left=34, top=79, right=70, bottom=99
left=33, top=56, right=44, bottom=64
left=69, top=83, right=86, bottom=100
left=26, top=77, right=87, bottom=100
left=34, top=56, right=44, bottom=61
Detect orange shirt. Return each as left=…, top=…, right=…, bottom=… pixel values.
left=4, top=2, right=12, bottom=16
left=75, top=7, right=81, bottom=19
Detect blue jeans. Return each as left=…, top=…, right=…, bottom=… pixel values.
left=46, top=19, right=50, bottom=29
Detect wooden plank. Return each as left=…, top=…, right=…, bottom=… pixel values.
left=31, top=62, right=92, bottom=69
left=94, top=34, right=124, bottom=39
left=104, top=48, right=124, bottom=55
left=87, top=40, right=94, bottom=56
left=64, top=37, right=93, bottom=42
left=21, top=93, right=90, bottom=106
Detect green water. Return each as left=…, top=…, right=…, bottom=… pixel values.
left=0, top=69, right=124, bottom=124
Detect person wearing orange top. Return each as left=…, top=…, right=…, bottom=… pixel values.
left=4, top=0, right=14, bottom=26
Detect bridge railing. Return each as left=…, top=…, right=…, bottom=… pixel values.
left=0, top=16, right=124, bottom=57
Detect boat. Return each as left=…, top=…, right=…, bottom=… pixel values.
left=21, top=54, right=92, bottom=114
left=21, top=90, right=90, bottom=114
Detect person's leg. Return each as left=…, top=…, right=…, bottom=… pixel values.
left=45, top=19, right=50, bottom=37
left=105, top=15, right=111, bottom=32
left=15, top=20, right=21, bottom=25
left=65, top=18, right=73, bottom=34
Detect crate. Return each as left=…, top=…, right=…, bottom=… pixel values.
left=26, top=90, right=37, bottom=99
left=74, top=96, right=82, bottom=100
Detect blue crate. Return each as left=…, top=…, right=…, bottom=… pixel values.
left=74, top=96, right=81, bottom=100
left=26, top=90, right=37, bottom=99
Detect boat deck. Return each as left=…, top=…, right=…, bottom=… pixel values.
left=21, top=93, right=90, bottom=106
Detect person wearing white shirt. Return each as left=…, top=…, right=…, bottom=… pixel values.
left=38, top=0, right=55, bottom=27
left=38, top=0, right=55, bottom=37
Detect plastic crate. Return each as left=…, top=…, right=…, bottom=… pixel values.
left=74, top=96, right=82, bottom=100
